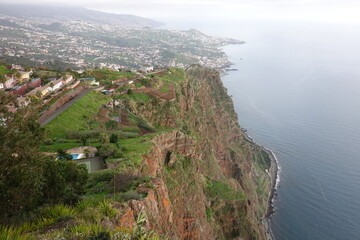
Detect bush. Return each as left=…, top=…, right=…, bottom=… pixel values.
left=43, top=139, right=54, bottom=145
left=88, top=170, right=115, bottom=184
left=113, top=171, right=138, bottom=192
left=88, top=232, right=111, bottom=240
left=140, top=78, right=151, bottom=87
left=105, top=120, right=117, bottom=130
left=109, top=133, right=118, bottom=143
left=97, top=144, right=116, bottom=158
left=121, top=191, right=144, bottom=201
left=86, top=170, right=115, bottom=194
left=113, top=149, right=124, bottom=158
left=66, top=131, right=100, bottom=139
left=99, top=200, right=117, bottom=218
left=42, top=204, right=77, bottom=219
left=137, top=121, right=154, bottom=132
left=42, top=159, right=88, bottom=204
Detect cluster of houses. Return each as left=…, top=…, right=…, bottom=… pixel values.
left=0, top=64, right=83, bottom=111
left=24, top=75, right=77, bottom=98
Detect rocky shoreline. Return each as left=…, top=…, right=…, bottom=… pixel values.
left=241, top=128, right=278, bottom=240
left=263, top=147, right=278, bottom=240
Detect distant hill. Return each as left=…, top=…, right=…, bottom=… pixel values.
left=0, top=4, right=163, bottom=28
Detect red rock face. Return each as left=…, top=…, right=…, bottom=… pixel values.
left=116, top=65, right=272, bottom=240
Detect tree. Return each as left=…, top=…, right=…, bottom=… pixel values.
left=36, top=90, right=42, bottom=98
left=0, top=74, right=6, bottom=83
left=83, top=148, right=90, bottom=158
left=10, top=68, right=18, bottom=74
left=0, top=92, right=46, bottom=220
left=100, top=133, right=109, bottom=144
left=80, top=135, right=88, bottom=145
left=42, top=159, right=88, bottom=204
left=105, top=120, right=117, bottom=130
left=57, top=149, right=73, bottom=161
left=110, top=133, right=118, bottom=143
left=97, top=144, right=115, bottom=159
left=0, top=92, right=89, bottom=221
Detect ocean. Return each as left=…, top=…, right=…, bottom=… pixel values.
left=165, top=19, right=360, bottom=239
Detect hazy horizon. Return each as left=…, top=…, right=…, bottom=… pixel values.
left=1, top=0, right=360, bottom=25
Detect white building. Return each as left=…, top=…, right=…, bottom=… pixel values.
left=0, top=76, right=15, bottom=89
left=139, top=65, right=154, bottom=73
left=62, top=75, right=73, bottom=85
left=46, top=78, right=63, bottom=92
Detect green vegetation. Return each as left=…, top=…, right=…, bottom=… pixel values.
left=0, top=65, right=10, bottom=74
left=40, top=142, right=84, bottom=152
left=90, top=68, right=136, bottom=81
left=206, top=179, right=244, bottom=201
left=115, top=92, right=152, bottom=102
left=159, top=82, right=170, bottom=93
left=157, top=68, right=186, bottom=85
left=108, top=134, right=154, bottom=168
left=134, top=82, right=142, bottom=88
left=252, top=149, right=272, bottom=170
left=45, top=91, right=111, bottom=138
left=0, top=92, right=88, bottom=222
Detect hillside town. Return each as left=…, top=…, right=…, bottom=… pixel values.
left=2, top=62, right=158, bottom=112
left=0, top=14, right=243, bottom=71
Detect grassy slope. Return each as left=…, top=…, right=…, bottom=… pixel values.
left=156, top=68, right=185, bottom=85
left=115, top=93, right=152, bottom=102
left=45, top=91, right=111, bottom=138
left=90, top=68, right=136, bottom=80
left=0, top=65, right=10, bottom=74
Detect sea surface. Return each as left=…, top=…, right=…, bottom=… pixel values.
left=165, top=19, right=360, bottom=239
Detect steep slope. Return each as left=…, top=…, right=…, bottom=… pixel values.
left=121, top=65, right=275, bottom=239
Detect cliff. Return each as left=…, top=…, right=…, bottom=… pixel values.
left=3, top=65, right=274, bottom=239
left=120, top=65, right=274, bottom=239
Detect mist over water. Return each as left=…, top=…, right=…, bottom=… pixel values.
left=165, top=19, right=360, bottom=239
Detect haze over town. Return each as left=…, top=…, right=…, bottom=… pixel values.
left=3, top=0, right=360, bottom=24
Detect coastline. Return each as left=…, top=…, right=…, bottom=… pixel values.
left=218, top=42, right=278, bottom=240
left=241, top=128, right=279, bottom=240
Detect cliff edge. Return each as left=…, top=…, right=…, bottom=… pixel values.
left=119, top=65, right=274, bottom=239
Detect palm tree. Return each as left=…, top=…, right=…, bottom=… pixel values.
left=83, top=148, right=90, bottom=158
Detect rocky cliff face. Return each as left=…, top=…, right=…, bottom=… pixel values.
left=121, top=65, right=273, bottom=239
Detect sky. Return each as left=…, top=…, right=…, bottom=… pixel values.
left=3, top=0, right=360, bottom=24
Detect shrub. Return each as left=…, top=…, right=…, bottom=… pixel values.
left=137, top=121, right=154, bottom=132
left=42, top=204, right=77, bottom=219
left=0, top=226, right=28, bottom=240
left=97, top=144, right=116, bottom=158
left=109, top=133, right=118, bottom=143
left=43, top=139, right=54, bottom=145
left=76, top=200, right=91, bottom=213
left=113, top=171, right=138, bottom=192
left=88, top=231, right=111, bottom=240
left=121, top=191, right=144, bottom=201
left=99, top=200, right=117, bottom=218
left=140, top=78, right=151, bottom=87
left=105, top=120, right=117, bottom=130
